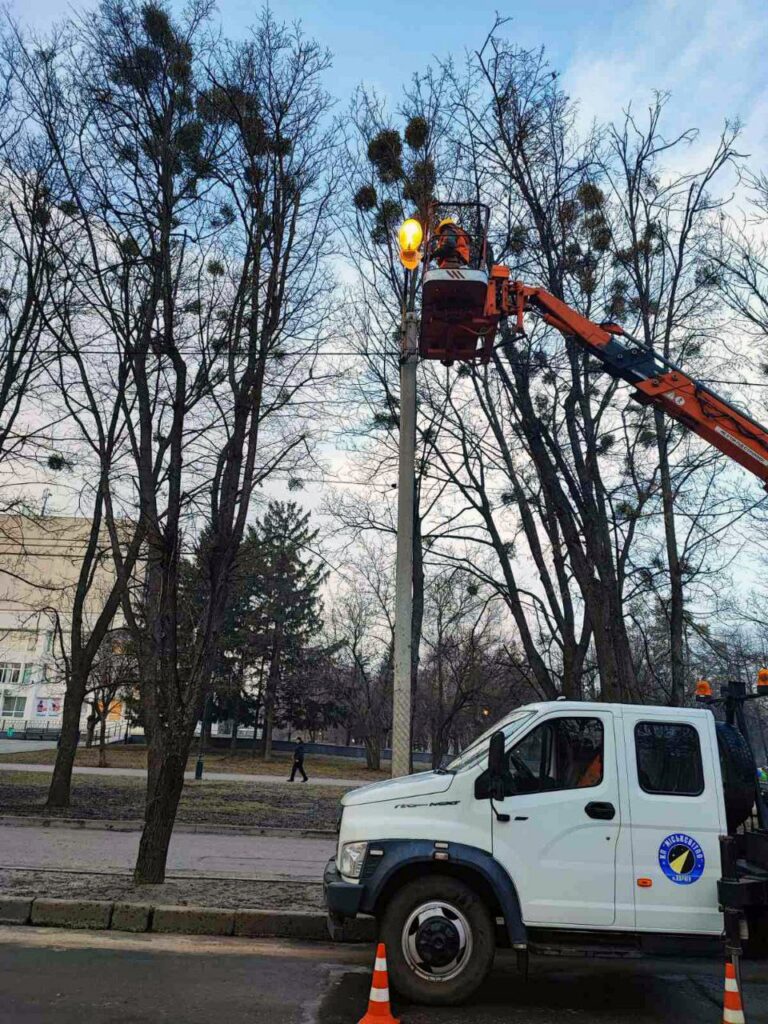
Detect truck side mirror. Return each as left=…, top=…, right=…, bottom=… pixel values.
left=488, top=730, right=506, bottom=779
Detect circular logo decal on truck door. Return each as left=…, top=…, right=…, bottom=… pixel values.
left=658, top=833, right=705, bottom=885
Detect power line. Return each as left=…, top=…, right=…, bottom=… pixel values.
left=698, top=379, right=768, bottom=388
left=26, top=348, right=387, bottom=358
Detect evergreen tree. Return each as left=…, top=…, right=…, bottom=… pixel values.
left=234, top=502, right=327, bottom=758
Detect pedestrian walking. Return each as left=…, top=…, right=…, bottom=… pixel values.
left=289, top=737, right=309, bottom=782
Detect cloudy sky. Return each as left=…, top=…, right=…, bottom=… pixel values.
left=20, top=0, right=768, bottom=170
left=15, top=0, right=768, bottom=539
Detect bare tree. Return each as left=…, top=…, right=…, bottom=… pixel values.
left=94, top=4, right=335, bottom=882
left=418, top=568, right=498, bottom=767
left=603, top=98, right=744, bottom=704
left=11, top=0, right=336, bottom=880
left=0, top=49, right=72, bottom=498
left=84, top=632, right=135, bottom=766
left=330, top=543, right=396, bottom=770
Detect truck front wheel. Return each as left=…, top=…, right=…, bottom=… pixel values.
left=379, top=875, right=495, bottom=1005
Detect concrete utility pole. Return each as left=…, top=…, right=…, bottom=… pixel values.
left=391, top=309, right=419, bottom=778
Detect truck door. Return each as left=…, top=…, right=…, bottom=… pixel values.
left=622, top=710, right=724, bottom=934
left=493, top=710, right=619, bottom=926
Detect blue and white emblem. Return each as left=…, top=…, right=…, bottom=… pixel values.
left=658, top=833, right=705, bottom=885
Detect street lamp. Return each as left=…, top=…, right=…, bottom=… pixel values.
left=398, top=218, right=423, bottom=271
left=391, top=218, right=423, bottom=778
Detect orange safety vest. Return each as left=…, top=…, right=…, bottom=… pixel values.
left=577, top=752, right=603, bottom=788
left=435, top=224, right=471, bottom=267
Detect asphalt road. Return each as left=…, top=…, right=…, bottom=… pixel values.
left=0, top=823, right=334, bottom=880
left=0, top=926, right=767, bottom=1024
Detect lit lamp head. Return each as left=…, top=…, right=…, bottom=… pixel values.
left=757, top=667, right=768, bottom=696
left=398, top=218, right=423, bottom=270
left=695, top=678, right=712, bottom=702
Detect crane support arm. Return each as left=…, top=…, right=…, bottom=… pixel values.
left=509, top=281, right=768, bottom=487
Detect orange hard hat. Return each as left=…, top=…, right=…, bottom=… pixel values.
left=436, top=217, right=456, bottom=231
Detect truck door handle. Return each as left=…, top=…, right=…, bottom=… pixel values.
left=585, top=801, right=615, bottom=820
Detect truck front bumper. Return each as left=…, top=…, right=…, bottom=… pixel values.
left=323, top=857, right=365, bottom=921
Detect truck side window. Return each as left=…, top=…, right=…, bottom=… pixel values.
left=634, top=722, right=704, bottom=796
left=506, top=717, right=604, bottom=795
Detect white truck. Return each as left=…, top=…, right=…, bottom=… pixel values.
left=324, top=689, right=768, bottom=1005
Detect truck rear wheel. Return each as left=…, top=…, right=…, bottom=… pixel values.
left=379, top=875, right=495, bottom=1006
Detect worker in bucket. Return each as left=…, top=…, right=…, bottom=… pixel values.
left=433, top=217, right=471, bottom=268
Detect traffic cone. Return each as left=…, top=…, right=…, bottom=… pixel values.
left=358, top=943, right=399, bottom=1024
left=722, top=959, right=745, bottom=1024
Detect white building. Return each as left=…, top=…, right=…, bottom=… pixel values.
left=0, top=515, right=127, bottom=731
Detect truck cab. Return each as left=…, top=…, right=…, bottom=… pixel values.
left=324, top=699, right=767, bottom=1005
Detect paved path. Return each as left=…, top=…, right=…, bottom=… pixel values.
left=0, top=740, right=58, bottom=754
left=0, top=823, right=334, bottom=881
left=0, top=761, right=367, bottom=788
left=1, top=928, right=767, bottom=1024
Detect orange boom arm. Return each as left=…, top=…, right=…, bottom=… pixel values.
left=508, top=281, right=768, bottom=487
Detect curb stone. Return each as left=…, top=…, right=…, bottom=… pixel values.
left=31, top=898, right=113, bottom=929
left=0, top=897, right=32, bottom=924
left=0, top=895, right=373, bottom=943
left=111, top=902, right=152, bottom=932
left=152, top=905, right=235, bottom=936
left=234, top=908, right=328, bottom=939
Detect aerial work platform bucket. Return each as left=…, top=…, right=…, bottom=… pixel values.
left=417, top=202, right=509, bottom=365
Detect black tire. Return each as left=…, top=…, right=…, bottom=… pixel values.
left=379, top=875, right=495, bottom=1006
left=716, top=722, right=756, bottom=832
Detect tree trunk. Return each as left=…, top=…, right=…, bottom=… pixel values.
left=586, top=578, right=636, bottom=702
left=98, top=712, right=107, bottom=768
left=46, top=671, right=86, bottom=809
left=261, top=692, right=275, bottom=760
left=431, top=729, right=446, bottom=770
left=364, top=734, right=381, bottom=771
left=85, top=712, right=96, bottom=748
left=250, top=696, right=262, bottom=756
left=251, top=708, right=262, bottom=754
left=655, top=407, right=686, bottom=706
left=260, top=629, right=282, bottom=761
left=134, top=737, right=188, bottom=884
left=230, top=714, right=239, bottom=751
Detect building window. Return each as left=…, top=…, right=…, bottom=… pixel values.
left=635, top=722, right=704, bottom=796
left=0, top=662, right=22, bottom=687
left=1, top=691, right=26, bottom=718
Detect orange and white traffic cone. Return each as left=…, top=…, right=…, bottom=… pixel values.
left=358, top=943, right=399, bottom=1024
left=722, top=959, right=745, bottom=1024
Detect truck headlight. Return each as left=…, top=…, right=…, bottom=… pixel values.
left=340, top=841, right=368, bottom=879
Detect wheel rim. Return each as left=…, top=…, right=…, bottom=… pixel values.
left=402, top=900, right=473, bottom=982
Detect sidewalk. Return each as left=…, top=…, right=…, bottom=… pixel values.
left=0, top=740, right=58, bottom=754
left=0, top=761, right=368, bottom=788
left=0, top=822, right=334, bottom=881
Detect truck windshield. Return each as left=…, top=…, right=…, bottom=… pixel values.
left=446, top=710, right=536, bottom=773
